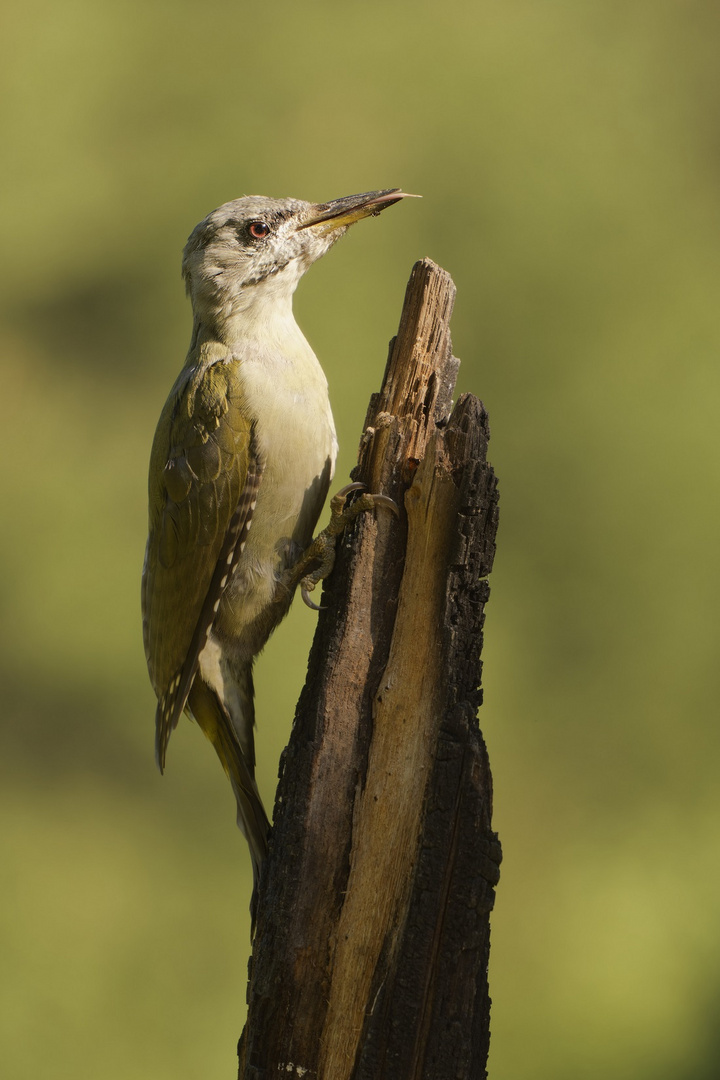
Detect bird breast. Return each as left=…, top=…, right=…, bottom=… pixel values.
left=216, top=332, right=337, bottom=641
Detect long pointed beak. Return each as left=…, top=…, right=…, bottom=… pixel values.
left=299, top=188, right=420, bottom=234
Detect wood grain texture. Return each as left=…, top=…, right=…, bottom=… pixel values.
left=239, top=259, right=500, bottom=1080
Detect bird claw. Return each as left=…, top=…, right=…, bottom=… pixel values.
left=329, top=481, right=366, bottom=516
left=366, top=493, right=399, bottom=518
left=327, top=482, right=399, bottom=526
left=289, top=481, right=397, bottom=604
left=301, top=584, right=324, bottom=611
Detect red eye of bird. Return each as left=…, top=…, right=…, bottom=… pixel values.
left=248, top=221, right=270, bottom=239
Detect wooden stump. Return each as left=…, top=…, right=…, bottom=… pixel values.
left=239, top=259, right=501, bottom=1080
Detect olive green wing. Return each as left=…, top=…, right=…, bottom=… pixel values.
left=141, top=348, right=261, bottom=770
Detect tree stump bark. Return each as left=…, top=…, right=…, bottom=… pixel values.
left=239, top=259, right=501, bottom=1080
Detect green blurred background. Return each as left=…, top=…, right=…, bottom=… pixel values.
left=2, top=0, right=719, bottom=1076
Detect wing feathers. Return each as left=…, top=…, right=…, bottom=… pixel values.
left=155, top=428, right=262, bottom=771
left=142, top=347, right=260, bottom=766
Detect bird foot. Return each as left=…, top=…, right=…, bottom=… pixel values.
left=285, top=482, right=398, bottom=610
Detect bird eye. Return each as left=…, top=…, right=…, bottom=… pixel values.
left=248, top=221, right=271, bottom=240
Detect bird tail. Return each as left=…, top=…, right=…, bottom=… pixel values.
left=187, top=674, right=270, bottom=918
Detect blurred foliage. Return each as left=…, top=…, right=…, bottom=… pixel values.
left=1, top=0, right=719, bottom=1076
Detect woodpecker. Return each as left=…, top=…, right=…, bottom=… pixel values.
left=141, top=189, right=412, bottom=912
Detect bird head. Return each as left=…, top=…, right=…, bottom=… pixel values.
left=181, top=189, right=415, bottom=335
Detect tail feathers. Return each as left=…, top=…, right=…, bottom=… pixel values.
left=225, top=734, right=271, bottom=877
left=187, top=677, right=270, bottom=906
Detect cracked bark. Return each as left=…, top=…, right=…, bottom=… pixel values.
left=239, top=259, right=501, bottom=1080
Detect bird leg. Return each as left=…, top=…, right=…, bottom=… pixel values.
left=283, top=482, right=398, bottom=610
